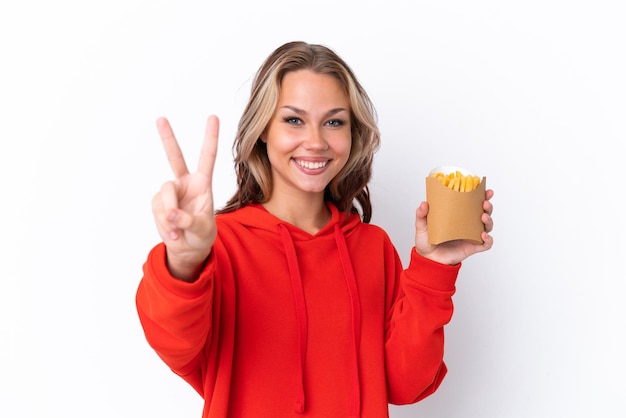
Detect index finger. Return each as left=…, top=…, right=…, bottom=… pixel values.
left=197, top=115, right=219, bottom=178
left=157, top=117, right=190, bottom=179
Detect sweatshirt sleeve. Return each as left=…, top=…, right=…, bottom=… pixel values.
left=385, top=247, right=460, bottom=405
left=135, top=242, right=215, bottom=393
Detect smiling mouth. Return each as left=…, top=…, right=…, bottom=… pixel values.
left=294, top=159, right=329, bottom=170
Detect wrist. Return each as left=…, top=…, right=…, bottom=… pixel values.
left=166, top=249, right=211, bottom=282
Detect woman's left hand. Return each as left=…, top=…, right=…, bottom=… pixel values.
left=414, top=189, right=494, bottom=265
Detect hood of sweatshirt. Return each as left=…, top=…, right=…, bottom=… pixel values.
left=224, top=201, right=361, bottom=238
left=217, top=202, right=363, bottom=417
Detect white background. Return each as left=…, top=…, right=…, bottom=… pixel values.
left=2, top=1, right=625, bottom=417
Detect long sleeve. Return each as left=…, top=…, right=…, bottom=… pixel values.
left=384, top=247, right=460, bottom=405
left=135, top=243, right=216, bottom=394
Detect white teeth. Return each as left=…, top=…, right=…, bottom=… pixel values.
left=296, top=160, right=327, bottom=169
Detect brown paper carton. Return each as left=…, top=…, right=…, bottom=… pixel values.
left=426, top=166, right=486, bottom=245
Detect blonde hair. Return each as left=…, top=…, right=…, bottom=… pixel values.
left=218, top=41, right=380, bottom=222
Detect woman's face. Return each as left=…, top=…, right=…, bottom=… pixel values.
left=263, top=69, right=352, bottom=200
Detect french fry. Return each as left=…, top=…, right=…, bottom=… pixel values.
left=430, top=170, right=481, bottom=192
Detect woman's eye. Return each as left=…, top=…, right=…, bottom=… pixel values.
left=284, top=117, right=302, bottom=125
left=327, top=119, right=345, bottom=127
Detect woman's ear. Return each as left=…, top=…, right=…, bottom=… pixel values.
left=260, top=131, right=268, bottom=143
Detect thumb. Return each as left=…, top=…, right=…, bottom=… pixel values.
left=415, top=201, right=429, bottom=234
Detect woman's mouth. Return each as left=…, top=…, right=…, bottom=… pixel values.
left=294, top=159, right=329, bottom=170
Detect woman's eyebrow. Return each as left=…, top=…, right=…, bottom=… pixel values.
left=280, top=105, right=349, bottom=117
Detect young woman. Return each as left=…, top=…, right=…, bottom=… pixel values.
left=136, top=41, right=494, bottom=418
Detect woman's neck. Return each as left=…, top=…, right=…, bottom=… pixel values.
left=262, top=193, right=331, bottom=234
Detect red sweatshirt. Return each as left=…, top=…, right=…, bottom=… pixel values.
left=136, top=203, right=460, bottom=418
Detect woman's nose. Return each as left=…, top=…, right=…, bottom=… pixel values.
left=303, top=127, right=329, bottom=150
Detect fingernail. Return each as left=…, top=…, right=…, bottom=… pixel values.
left=168, top=210, right=179, bottom=223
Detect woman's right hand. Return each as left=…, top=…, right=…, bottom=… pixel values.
left=151, top=115, right=219, bottom=281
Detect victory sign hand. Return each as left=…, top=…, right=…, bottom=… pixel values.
left=151, top=115, right=219, bottom=281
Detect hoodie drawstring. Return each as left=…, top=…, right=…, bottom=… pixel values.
left=278, top=223, right=362, bottom=418
left=334, top=224, right=362, bottom=418
left=279, top=224, right=308, bottom=413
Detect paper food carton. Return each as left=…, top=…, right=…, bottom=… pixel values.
left=425, top=166, right=486, bottom=245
